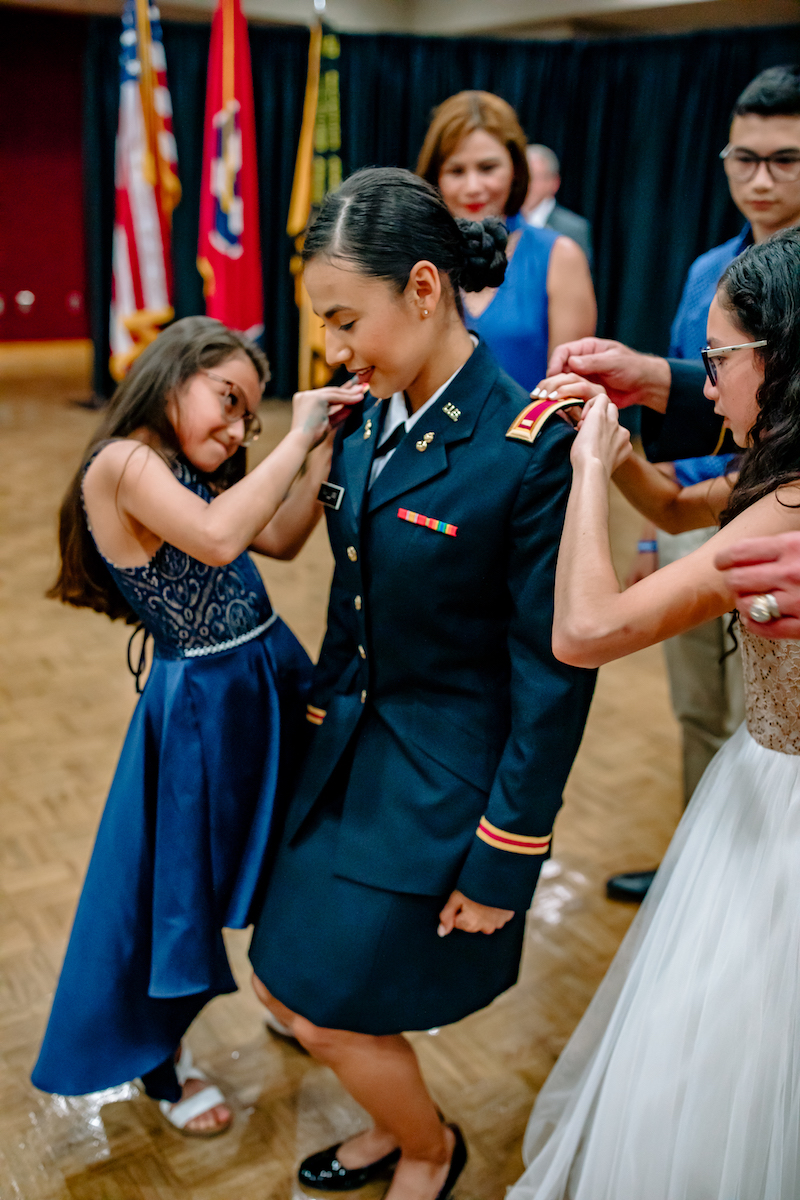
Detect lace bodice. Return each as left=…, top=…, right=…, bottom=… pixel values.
left=740, top=624, right=800, bottom=755
left=86, top=454, right=272, bottom=658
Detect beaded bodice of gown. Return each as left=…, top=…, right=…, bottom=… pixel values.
left=740, top=624, right=800, bottom=755
left=87, top=454, right=272, bottom=658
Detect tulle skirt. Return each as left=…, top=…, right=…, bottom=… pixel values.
left=509, top=722, right=800, bottom=1200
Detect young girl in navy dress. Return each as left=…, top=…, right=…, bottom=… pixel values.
left=32, top=317, right=363, bottom=1135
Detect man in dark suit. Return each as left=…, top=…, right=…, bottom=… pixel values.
left=548, top=336, right=718, bottom=460
left=522, top=144, right=593, bottom=267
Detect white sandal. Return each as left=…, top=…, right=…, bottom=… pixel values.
left=158, top=1045, right=232, bottom=1137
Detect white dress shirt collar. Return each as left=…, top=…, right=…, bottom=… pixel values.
left=369, top=337, right=477, bottom=486
left=525, top=195, right=556, bottom=228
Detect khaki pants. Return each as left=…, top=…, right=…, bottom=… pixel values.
left=657, top=528, right=745, bottom=804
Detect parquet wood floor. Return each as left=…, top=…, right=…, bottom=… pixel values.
left=0, top=350, right=682, bottom=1200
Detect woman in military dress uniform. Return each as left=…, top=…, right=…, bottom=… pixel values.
left=248, top=168, right=596, bottom=1200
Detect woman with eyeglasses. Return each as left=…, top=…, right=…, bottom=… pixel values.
left=31, top=317, right=363, bottom=1136
left=507, top=228, right=800, bottom=1196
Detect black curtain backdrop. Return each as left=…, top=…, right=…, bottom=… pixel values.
left=338, top=26, right=800, bottom=358
left=70, top=15, right=800, bottom=395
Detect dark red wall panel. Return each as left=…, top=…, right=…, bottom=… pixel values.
left=0, top=9, right=89, bottom=340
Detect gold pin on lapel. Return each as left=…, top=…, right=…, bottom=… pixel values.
left=416, top=431, right=435, bottom=452
left=443, top=403, right=461, bottom=422
left=363, top=419, right=373, bottom=440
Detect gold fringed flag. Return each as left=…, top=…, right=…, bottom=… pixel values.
left=109, top=0, right=181, bottom=381
left=288, top=27, right=342, bottom=391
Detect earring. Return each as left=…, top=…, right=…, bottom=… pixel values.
left=422, top=308, right=429, bottom=317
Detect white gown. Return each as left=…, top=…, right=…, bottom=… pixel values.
left=509, top=626, right=800, bottom=1200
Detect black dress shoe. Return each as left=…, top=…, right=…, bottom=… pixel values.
left=435, top=1124, right=468, bottom=1200
left=606, top=869, right=657, bottom=902
left=297, top=1125, right=467, bottom=1196
left=298, top=1142, right=401, bottom=1191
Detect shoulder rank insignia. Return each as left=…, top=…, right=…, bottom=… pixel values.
left=506, top=397, right=585, bottom=444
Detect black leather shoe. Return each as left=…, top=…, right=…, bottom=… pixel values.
left=298, top=1142, right=401, bottom=1191
left=436, top=1124, right=468, bottom=1200
left=297, top=1125, right=467, bottom=1196
left=606, top=869, right=657, bottom=902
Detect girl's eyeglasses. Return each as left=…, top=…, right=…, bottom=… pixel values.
left=700, top=340, right=767, bottom=386
left=202, top=370, right=262, bottom=446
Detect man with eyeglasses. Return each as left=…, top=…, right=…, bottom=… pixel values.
left=548, top=64, right=800, bottom=527
left=671, top=67, right=800, bottom=362
left=547, top=64, right=800, bottom=902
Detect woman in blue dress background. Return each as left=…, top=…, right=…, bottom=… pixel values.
left=32, top=317, right=362, bottom=1135
left=417, top=91, right=596, bottom=391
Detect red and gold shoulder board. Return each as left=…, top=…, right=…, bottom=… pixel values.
left=506, top=397, right=585, bottom=444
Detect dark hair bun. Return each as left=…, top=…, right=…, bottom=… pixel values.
left=456, top=217, right=508, bottom=292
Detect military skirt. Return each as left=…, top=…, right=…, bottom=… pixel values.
left=248, top=756, right=527, bottom=1034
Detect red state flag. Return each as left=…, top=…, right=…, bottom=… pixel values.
left=197, top=0, right=263, bottom=339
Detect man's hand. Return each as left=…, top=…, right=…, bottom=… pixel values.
left=437, top=890, right=514, bottom=936
left=715, top=534, right=800, bottom=639
left=546, top=338, right=671, bottom=412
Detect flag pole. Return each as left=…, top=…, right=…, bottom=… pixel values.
left=287, top=23, right=322, bottom=240
left=288, top=23, right=342, bottom=392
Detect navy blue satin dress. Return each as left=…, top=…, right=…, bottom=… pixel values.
left=465, top=223, right=557, bottom=393
left=32, top=456, right=311, bottom=1101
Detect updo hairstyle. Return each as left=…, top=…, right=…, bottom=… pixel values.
left=416, top=91, right=530, bottom=217
left=302, top=166, right=508, bottom=308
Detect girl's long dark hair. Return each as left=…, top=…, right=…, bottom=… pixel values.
left=720, top=227, right=800, bottom=526
left=302, top=166, right=508, bottom=311
left=49, top=317, right=268, bottom=620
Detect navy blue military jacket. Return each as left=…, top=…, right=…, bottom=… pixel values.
left=286, top=340, right=597, bottom=912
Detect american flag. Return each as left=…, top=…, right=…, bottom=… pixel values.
left=109, top=0, right=181, bottom=382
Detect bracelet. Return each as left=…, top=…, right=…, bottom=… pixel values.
left=637, top=539, right=658, bottom=554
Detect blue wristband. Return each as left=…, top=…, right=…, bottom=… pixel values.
left=638, top=540, right=658, bottom=554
